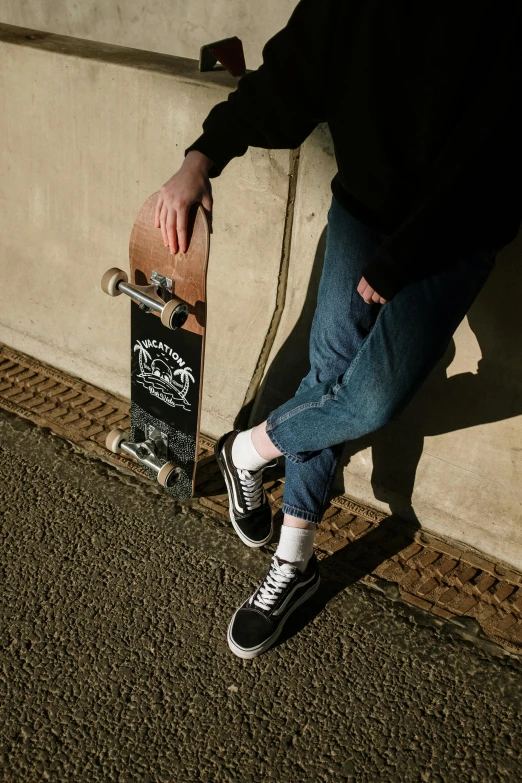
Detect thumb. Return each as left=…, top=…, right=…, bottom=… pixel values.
left=201, top=192, right=213, bottom=214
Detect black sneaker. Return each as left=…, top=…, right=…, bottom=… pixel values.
left=227, top=554, right=320, bottom=658
left=215, top=430, right=277, bottom=548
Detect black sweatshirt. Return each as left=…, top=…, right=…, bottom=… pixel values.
left=186, top=0, right=522, bottom=300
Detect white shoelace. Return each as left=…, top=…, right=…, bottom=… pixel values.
left=252, top=559, right=294, bottom=611
left=237, top=467, right=264, bottom=511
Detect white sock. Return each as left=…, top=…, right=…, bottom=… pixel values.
left=231, top=428, right=270, bottom=472
left=275, top=525, right=315, bottom=572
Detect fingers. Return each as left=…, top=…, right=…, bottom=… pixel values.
left=155, top=193, right=163, bottom=229
left=155, top=168, right=213, bottom=253
left=357, top=276, right=387, bottom=305
left=357, top=277, right=374, bottom=304
left=159, top=202, right=188, bottom=254
left=177, top=208, right=188, bottom=254
left=160, top=203, right=168, bottom=248
left=356, top=277, right=367, bottom=298
left=372, top=291, right=387, bottom=305
left=159, top=199, right=211, bottom=253
left=166, top=208, right=178, bottom=255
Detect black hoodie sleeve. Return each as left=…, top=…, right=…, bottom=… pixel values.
left=185, top=0, right=335, bottom=176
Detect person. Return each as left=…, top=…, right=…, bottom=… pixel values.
left=154, top=0, right=522, bottom=658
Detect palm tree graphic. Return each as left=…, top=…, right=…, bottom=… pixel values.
left=134, top=342, right=194, bottom=410
left=173, top=367, right=195, bottom=406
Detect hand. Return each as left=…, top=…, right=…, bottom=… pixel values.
left=357, top=276, right=387, bottom=305
left=155, top=151, right=214, bottom=254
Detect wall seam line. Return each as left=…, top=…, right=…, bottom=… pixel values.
left=237, top=146, right=301, bottom=429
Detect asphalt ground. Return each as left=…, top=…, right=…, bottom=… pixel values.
left=1, top=410, right=521, bottom=782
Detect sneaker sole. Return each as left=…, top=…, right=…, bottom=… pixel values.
left=226, top=576, right=320, bottom=659
left=214, top=441, right=273, bottom=549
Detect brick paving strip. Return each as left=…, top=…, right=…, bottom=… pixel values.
left=1, top=343, right=522, bottom=655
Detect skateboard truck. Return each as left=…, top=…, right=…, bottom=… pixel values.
left=101, top=267, right=189, bottom=330
left=105, top=427, right=181, bottom=488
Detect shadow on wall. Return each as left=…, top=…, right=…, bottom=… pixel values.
left=233, top=228, right=329, bottom=433
left=235, top=223, right=522, bottom=522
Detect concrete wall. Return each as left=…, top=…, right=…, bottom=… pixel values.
left=0, top=0, right=298, bottom=69
left=1, top=24, right=521, bottom=569
left=0, top=24, right=291, bottom=439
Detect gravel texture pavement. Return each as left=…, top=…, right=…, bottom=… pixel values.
left=1, top=411, right=521, bottom=782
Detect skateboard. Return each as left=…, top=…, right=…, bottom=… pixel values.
left=101, top=192, right=210, bottom=499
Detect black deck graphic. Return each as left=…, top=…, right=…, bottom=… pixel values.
left=134, top=339, right=194, bottom=411
left=130, top=302, right=202, bottom=498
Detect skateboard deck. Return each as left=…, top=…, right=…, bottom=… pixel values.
left=101, top=192, right=210, bottom=498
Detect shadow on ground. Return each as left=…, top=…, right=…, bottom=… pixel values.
left=275, top=513, right=420, bottom=651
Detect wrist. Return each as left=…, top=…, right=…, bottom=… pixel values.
left=184, top=150, right=213, bottom=174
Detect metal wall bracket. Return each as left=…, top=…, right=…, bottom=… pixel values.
left=199, top=37, right=246, bottom=77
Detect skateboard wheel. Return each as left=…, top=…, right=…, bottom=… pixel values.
left=158, top=462, right=181, bottom=487
left=161, top=299, right=189, bottom=330
left=101, top=267, right=128, bottom=297
left=106, top=428, right=128, bottom=453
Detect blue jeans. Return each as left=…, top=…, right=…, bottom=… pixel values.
left=265, top=196, right=496, bottom=524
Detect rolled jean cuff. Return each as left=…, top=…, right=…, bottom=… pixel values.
left=281, top=504, right=321, bottom=525
left=265, top=411, right=305, bottom=464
